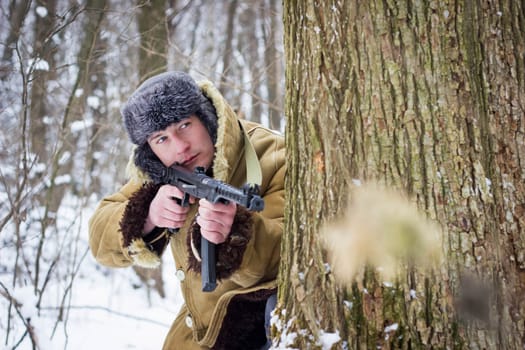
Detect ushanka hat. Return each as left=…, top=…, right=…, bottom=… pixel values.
left=122, top=71, right=218, bottom=146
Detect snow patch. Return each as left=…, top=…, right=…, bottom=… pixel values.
left=36, top=6, right=48, bottom=18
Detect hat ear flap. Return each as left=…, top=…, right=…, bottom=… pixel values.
left=134, top=144, right=165, bottom=183
left=197, top=95, right=218, bottom=144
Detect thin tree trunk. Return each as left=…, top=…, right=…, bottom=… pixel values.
left=30, top=0, right=57, bottom=166
left=137, top=0, right=168, bottom=83
left=0, top=0, right=31, bottom=80
left=263, top=0, right=283, bottom=131
left=219, top=0, right=238, bottom=96
left=33, top=0, right=107, bottom=293
left=84, top=1, right=109, bottom=196
left=238, top=2, right=261, bottom=123
left=135, top=0, right=169, bottom=299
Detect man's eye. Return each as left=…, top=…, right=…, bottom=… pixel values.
left=156, top=136, right=167, bottom=144
left=179, top=121, right=191, bottom=130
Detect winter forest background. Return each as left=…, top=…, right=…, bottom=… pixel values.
left=2, top=0, right=525, bottom=349
left=0, top=1, right=284, bottom=349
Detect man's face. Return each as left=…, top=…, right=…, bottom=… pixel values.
left=147, top=115, right=215, bottom=171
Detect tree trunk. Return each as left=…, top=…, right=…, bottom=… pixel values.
left=135, top=0, right=169, bottom=299
left=218, top=0, right=238, bottom=99
left=263, top=0, right=283, bottom=131
left=46, top=0, right=106, bottom=211
left=31, top=0, right=107, bottom=292
left=83, top=1, right=109, bottom=196
left=279, top=1, right=524, bottom=349
left=0, top=0, right=31, bottom=80
left=238, top=2, right=262, bottom=123
left=30, top=0, right=57, bottom=166
left=137, top=0, right=168, bottom=83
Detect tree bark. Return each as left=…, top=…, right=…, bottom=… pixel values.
left=135, top=0, right=169, bottom=299
left=30, top=0, right=57, bottom=165
left=239, top=1, right=262, bottom=123
left=263, top=0, right=283, bottom=131
left=32, top=0, right=107, bottom=292
left=279, top=0, right=524, bottom=349
left=219, top=0, right=239, bottom=99
left=137, top=0, right=168, bottom=83
left=0, top=0, right=31, bottom=80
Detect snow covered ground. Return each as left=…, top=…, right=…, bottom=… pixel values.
left=0, top=193, right=183, bottom=350
left=52, top=255, right=182, bottom=350
left=1, top=250, right=183, bottom=350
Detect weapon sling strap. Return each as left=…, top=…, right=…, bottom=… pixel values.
left=240, top=122, right=262, bottom=186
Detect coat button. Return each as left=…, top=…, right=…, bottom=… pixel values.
left=185, top=315, right=193, bottom=328
left=175, top=269, right=185, bottom=281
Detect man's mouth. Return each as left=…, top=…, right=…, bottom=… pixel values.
left=179, top=155, right=198, bottom=168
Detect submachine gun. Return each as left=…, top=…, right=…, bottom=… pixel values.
left=160, top=164, right=264, bottom=292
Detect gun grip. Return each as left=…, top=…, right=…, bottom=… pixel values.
left=201, top=237, right=217, bottom=292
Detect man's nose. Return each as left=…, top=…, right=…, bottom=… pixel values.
left=171, top=136, right=190, bottom=154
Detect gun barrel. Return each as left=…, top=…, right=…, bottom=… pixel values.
left=167, top=165, right=264, bottom=211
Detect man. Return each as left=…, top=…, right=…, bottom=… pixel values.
left=88, top=71, right=285, bottom=349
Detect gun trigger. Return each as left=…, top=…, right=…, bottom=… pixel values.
left=181, top=192, right=190, bottom=207
left=171, top=196, right=182, bottom=205
left=217, top=198, right=230, bottom=205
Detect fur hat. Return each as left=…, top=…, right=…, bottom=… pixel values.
left=122, top=71, right=218, bottom=146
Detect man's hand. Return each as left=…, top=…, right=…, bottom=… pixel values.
left=196, top=199, right=237, bottom=244
left=143, top=185, right=195, bottom=234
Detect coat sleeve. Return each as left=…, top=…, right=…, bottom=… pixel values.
left=231, top=161, right=285, bottom=287
left=88, top=180, right=170, bottom=268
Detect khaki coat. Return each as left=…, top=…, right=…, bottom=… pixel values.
left=88, top=80, right=285, bottom=349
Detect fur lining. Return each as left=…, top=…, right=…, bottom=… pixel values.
left=212, top=289, right=276, bottom=350
left=126, top=146, right=151, bottom=183
left=199, top=80, right=243, bottom=183
left=186, top=206, right=253, bottom=280
left=120, top=182, right=170, bottom=267
left=128, top=239, right=162, bottom=268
